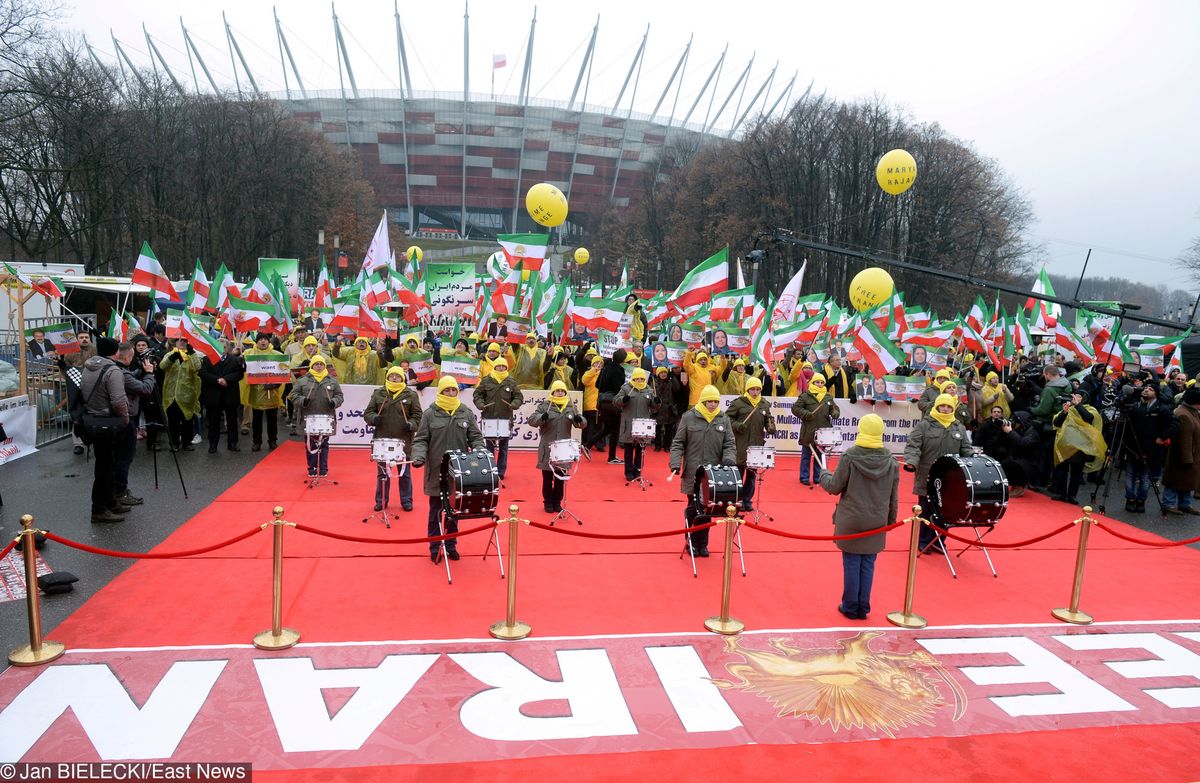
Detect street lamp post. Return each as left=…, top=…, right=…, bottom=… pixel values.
left=317, top=228, right=325, bottom=288
left=332, top=232, right=341, bottom=287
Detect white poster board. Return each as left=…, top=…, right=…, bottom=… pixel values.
left=0, top=396, right=38, bottom=464
left=330, top=386, right=582, bottom=449
left=720, top=396, right=922, bottom=456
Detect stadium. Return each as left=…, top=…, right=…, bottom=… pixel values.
left=92, top=6, right=798, bottom=240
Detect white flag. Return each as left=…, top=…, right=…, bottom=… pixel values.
left=361, top=211, right=391, bottom=275
left=772, top=260, right=807, bottom=322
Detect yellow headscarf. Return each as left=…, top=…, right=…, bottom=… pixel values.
left=933, top=368, right=952, bottom=390
left=985, top=371, right=999, bottom=384
left=490, top=359, right=509, bottom=383
left=549, top=379, right=570, bottom=410
left=308, top=355, right=329, bottom=382
left=855, top=413, right=885, bottom=449
left=385, top=367, right=406, bottom=397
left=434, top=375, right=461, bottom=415
left=303, top=335, right=320, bottom=356
left=931, top=393, right=958, bottom=428
left=732, top=358, right=746, bottom=372
left=808, top=373, right=827, bottom=402
left=694, top=384, right=722, bottom=423
left=353, top=336, right=371, bottom=377
left=630, top=367, right=649, bottom=390
left=744, top=375, right=763, bottom=401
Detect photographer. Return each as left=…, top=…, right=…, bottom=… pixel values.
left=624, top=294, right=647, bottom=347
left=113, top=342, right=156, bottom=508
left=1123, top=383, right=1171, bottom=513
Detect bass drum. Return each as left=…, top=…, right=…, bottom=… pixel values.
left=927, top=454, right=1008, bottom=526
left=440, top=449, right=500, bottom=519
left=694, top=464, right=742, bottom=515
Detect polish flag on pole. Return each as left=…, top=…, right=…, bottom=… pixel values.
left=132, top=241, right=181, bottom=302
left=493, top=53, right=506, bottom=69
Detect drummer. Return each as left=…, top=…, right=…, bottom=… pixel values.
left=363, top=365, right=424, bottom=512
left=528, top=380, right=585, bottom=514
left=727, top=375, right=777, bottom=510
left=411, top=376, right=485, bottom=563
left=472, top=357, right=523, bottom=482
left=903, top=392, right=975, bottom=554
left=793, top=373, right=840, bottom=486
left=615, top=367, right=659, bottom=483
left=287, top=354, right=343, bottom=479
left=669, top=385, right=736, bottom=557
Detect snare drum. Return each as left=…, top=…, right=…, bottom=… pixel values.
left=305, top=414, right=335, bottom=436
left=631, top=417, right=657, bottom=440
left=814, top=428, right=841, bottom=451
left=694, top=464, right=742, bottom=514
left=440, top=449, right=499, bottom=518
left=481, top=418, right=511, bottom=439
left=371, top=438, right=406, bottom=465
left=746, top=445, right=776, bottom=469
left=928, top=454, right=1008, bottom=526
left=549, top=438, right=582, bottom=465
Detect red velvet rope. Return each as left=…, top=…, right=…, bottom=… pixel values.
left=1094, top=521, right=1200, bottom=548
left=527, top=520, right=717, bottom=540
left=0, top=538, right=17, bottom=560
left=293, top=520, right=497, bottom=545
left=925, top=520, right=1076, bottom=549
left=744, top=520, right=906, bottom=542
left=44, top=528, right=263, bottom=559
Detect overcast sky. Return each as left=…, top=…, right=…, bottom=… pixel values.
left=63, top=0, right=1200, bottom=292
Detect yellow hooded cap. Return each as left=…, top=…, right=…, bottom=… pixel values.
left=303, top=335, right=319, bottom=347
left=855, top=413, right=885, bottom=449
left=931, top=393, right=958, bottom=428
left=699, top=384, right=721, bottom=403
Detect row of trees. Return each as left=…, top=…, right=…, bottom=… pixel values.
left=587, top=92, right=1038, bottom=316
left=0, top=1, right=379, bottom=278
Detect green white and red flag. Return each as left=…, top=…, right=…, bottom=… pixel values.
left=497, top=233, right=551, bottom=273
left=903, top=320, right=958, bottom=348
left=132, top=241, right=181, bottom=302
left=186, top=260, right=210, bottom=313
left=668, top=248, right=729, bottom=315
left=181, top=310, right=223, bottom=363
left=568, top=295, right=626, bottom=332
left=1054, top=320, right=1096, bottom=361
left=853, top=319, right=908, bottom=377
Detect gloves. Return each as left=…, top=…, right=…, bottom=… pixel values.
left=412, top=461, right=424, bottom=469
left=903, top=463, right=916, bottom=473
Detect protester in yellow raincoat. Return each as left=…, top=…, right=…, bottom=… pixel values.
left=160, top=338, right=202, bottom=451
left=1051, top=390, right=1106, bottom=505
left=511, top=333, right=546, bottom=390
left=682, top=349, right=724, bottom=406
left=339, top=335, right=381, bottom=385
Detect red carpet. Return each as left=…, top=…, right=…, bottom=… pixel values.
left=2, top=441, right=1199, bottom=780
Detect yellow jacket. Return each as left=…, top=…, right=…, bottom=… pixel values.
left=683, top=350, right=725, bottom=406
left=581, top=367, right=601, bottom=412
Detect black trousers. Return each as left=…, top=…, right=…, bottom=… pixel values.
left=623, top=443, right=644, bottom=479
left=916, top=494, right=945, bottom=550
left=582, top=410, right=599, bottom=447
left=654, top=417, right=677, bottom=450
left=91, top=435, right=119, bottom=514
left=207, top=403, right=239, bottom=447
left=541, top=470, right=565, bottom=507
left=427, top=496, right=458, bottom=554
left=684, top=496, right=710, bottom=550
left=739, top=465, right=758, bottom=506
left=588, top=408, right=620, bottom=459
left=113, top=421, right=137, bottom=495
left=166, top=403, right=189, bottom=450
left=252, top=408, right=278, bottom=447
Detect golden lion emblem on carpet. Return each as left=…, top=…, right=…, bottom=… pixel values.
left=712, top=631, right=966, bottom=737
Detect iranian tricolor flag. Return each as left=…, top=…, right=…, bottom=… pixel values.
left=497, top=233, right=551, bottom=273
left=224, top=295, right=275, bottom=334
left=902, top=320, right=958, bottom=348
left=1141, top=331, right=1191, bottom=370
left=4, top=263, right=66, bottom=300
left=854, top=319, right=907, bottom=377
left=906, top=306, right=931, bottom=330
left=205, top=264, right=236, bottom=311
left=181, top=310, right=223, bottom=363
left=131, top=241, right=181, bottom=302
left=1012, top=309, right=1034, bottom=355
left=314, top=260, right=333, bottom=308
left=362, top=269, right=392, bottom=309
left=392, top=273, right=429, bottom=321
left=965, top=296, right=988, bottom=335
left=1026, top=266, right=1060, bottom=331
left=749, top=295, right=775, bottom=370
left=795, top=293, right=826, bottom=318
left=709, top=285, right=754, bottom=323
left=108, top=310, right=130, bottom=341
left=490, top=264, right=526, bottom=316
left=1054, top=320, right=1096, bottom=361
left=643, top=293, right=673, bottom=329
left=568, top=295, right=625, bottom=332
left=668, top=248, right=729, bottom=314
left=187, top=260, right=210, bottom=313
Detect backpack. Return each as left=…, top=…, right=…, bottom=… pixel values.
left=68, top=365, right=123, bottom=444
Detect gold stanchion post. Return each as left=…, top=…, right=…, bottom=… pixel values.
left=490, top=505, right=531, bottom=640
left=254, top=506, right=301, bottom=650
left=1052, top=506, right=1095, bottom=625
left=887, top=505, right=928, bottom=629
left=8, top=514, right=65, bottom=666
left=705, top=504, right=745, bottom=635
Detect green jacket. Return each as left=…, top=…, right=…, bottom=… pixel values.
left=363, top=386, right=423, bottom=445
left=411, top=404, right=485, bottom=496
left=669, top=409, right=736, bottom=496
left=727, top=395, right=776, bottom=465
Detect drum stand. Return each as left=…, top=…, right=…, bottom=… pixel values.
left=480, top=515, right=506, bottom=579
left=747, top=467, right=775, bottom=525
left=362, top=461, right=407, bottom=529
left=677, top=513, right=745, bottom=578
left=920, top=523, right=998, bottom=579
left=304, top=434, right=338, bottom=489
left=549, top=464, right=584, bottom=526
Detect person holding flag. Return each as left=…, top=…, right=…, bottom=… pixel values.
left=980, top=371, right=1014, bottom=419
left=198, top=338, right=246, bottom=453
left=244, top=333, right=287, bottom=452
left=682, top=350, right=724, bottom=406
left=288, top=354, right=344, bottom=478
left=480, top=341, right=516, bottom=378
left=472, top=357, right=523, bottom=482
left=624, top=294, right=647, bottom=346
left=727, top=375, right=777, bottom=509
left=339, top=335, right=381, bottom=385
left=160, top=338, right=202, bottom=452
left=363, top=366, right=423, bottom=512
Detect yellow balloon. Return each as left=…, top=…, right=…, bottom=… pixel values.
left=849, top=267, right=894, bottom=312
left=875, top=148, right=918, bottom=196
left=406, top=246, right=423, bottom=263
left=574, top=247, right=590, bottom=265
left=521, top=270, right=531, bottom=283
left=526, top=182, right=569, bottom=228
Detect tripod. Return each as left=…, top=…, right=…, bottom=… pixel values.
left=362, top=459, right=410, bottom=528
left=1091, top=410, right=1164, bottom=515
left=745, top=465, right=775, bottom=524
left=147, top=381, right=188, bottom=498
left=549, top=457, right=584, bottom=526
